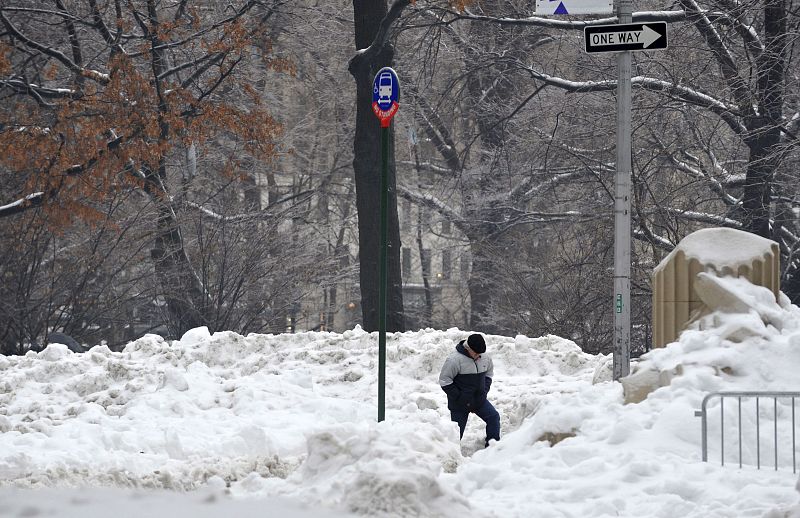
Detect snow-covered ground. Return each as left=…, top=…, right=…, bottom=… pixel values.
left=1, top=278, right=800, bottom=517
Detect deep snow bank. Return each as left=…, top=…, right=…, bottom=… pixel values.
left=1, top=279, right=799, bottom=517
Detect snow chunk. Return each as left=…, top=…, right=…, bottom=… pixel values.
left=694, top=273, right=785, bottom=329
left=39, top=342, right=71, bottom=361
left=292, top=419, right=469, bottom=517
left=180, top=326, right=212, bottom=346
left=161, top=367, right=190, bottom=391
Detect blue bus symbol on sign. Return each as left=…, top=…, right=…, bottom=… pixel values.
left=372, top=67, right=399, bottom=127
left=376, top=72, right=394, bottom=107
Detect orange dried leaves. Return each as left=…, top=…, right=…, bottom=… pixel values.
left=449, top=0, right=475, bottom=10
left=0, top=43, right=12, bottom=75
left=1, top=11, right=285, bottom=227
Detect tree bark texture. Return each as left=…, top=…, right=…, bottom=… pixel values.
left=150, top=199, right=206, bottom=334
left=742, top=0, right=786, bottom=240
left=146, top=1, right=208, bottom=337
left=349, top=0, right=405, bottom=332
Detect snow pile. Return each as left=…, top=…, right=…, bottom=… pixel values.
left=1, top=279, right=800, bottom=517
left=654, top=226, right=778, bottom=272
left=0, top=484, right=351, bottom=518
left=282, top=420, right=469, bottom=517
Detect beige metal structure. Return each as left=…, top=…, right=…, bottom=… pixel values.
left=652, top=228, right=780, bottom=348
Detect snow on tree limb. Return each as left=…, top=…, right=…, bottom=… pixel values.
left=663, top=208, right=742, bottom=227
left=513, top=62, right=747, bottom=136
left=351, top=0, right=413, bottom=60
left=675, top=0, right=755, bottom=118
left=184, top=191, right=314, bottom=224
left=397, top=185, right=463, bottom=231
left=0, top=80, right=80, bottom=101
left=0, top=10, right=110, bottom=84
left=430, top=6, right=727, bottom=29
left=0, top=192, right=46, bottom=218
left=633, top=228, right=674, bottom=251
left=397, top=160, right=453, bottom=175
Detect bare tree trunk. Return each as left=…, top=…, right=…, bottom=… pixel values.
left=348, top=0, right=405, bottom=332
left=145, top=0, right=206, bottom=336
left=742, top=0, right=786, bottom=239
left=148, top=180, right=206, bottom=335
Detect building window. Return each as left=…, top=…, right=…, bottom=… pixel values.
left=402, top=199, right=412, bottom=231
left=460, top=253, right=470, bottom=281
left=402, top=247, right=411, bottom=280
left=441, top=219, right=451, bottom=235
left=441, top=249, right=451, bottom=280
left=421, top=248, right=431, bottom=278
left=336, top=245, right=350, bottom=268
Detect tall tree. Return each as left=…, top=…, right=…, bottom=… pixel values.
left=0, top=0, right=287, bottom=337
left=348, top=0, right=411, bottom=332
left=408, top=0, right=800, bottom=320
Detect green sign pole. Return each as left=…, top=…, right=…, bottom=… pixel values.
left=378, top=124, right=388, bottom=423
left=372, top=67, right=399, bottom=423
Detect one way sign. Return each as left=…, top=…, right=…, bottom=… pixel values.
left=584, top=22, right=667, bottom=53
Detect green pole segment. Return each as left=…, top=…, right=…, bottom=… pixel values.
left=378, top=124, right=388, bottom=422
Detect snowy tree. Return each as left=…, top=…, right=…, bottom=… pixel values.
left=0, top=0, right=297, bottom=343
left=348, top=0, right=412, bottom=332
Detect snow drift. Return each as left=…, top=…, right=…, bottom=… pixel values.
left=1, top=278, right=800, bottom=517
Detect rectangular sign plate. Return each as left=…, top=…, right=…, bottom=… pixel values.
left=584, top=22, right=668, bottom=53
left=536, top=0, right=613, bottom=15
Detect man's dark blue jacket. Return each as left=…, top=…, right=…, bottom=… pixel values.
left=438, top=340, right=494, bottom=412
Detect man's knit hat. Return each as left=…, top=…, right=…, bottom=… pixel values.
left=466, top=333, right=486, bottom=354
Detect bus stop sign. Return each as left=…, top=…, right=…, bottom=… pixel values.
left=372, top=67, right=400, bottom=128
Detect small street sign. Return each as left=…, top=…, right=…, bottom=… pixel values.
left=584, top=22, right=668, bottom=53
left=536, top=0, right=612, bottom=15
left=372, top=67, right=400, bottom=128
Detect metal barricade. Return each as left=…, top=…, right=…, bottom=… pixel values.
left=695, top=391, right=800, bottom=472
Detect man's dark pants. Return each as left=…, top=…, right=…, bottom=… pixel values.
left=450, top=399, right=500, bottom=446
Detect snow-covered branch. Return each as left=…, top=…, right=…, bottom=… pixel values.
left=497, top=210, right=597, bottom=234
left=0, top=192, right=46, bottom=218
left=0, top=80, right=80, bottom=103
left=520, top=169, right=605, bottom=201
left=633, top=228, right=674, bottom=251
left=0, top=11, right=110, bottom=84
left=184, top=190, right=314, bottom=224
left=397, top=185, right=465, bottom=232
left=663, top=208, right=742, bottom=227
left=675, top=0, right=755, bottom=117
left=405, top=84, right=462, bottom=174
left=427, top=6, right=727, bottom=30
left=515, top=62, right=748, bottom=136
left=0, top=134, right=124, bottom=219
left=649, top=134, right=741, bottom=206
left=397, top=160, right=453, bottom=175
left=351, top=0, right=413, bottom=61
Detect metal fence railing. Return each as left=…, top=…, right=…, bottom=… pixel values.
left=695, top=391, right=800, bottom=473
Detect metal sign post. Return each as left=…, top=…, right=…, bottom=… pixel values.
left=371, top=67, right=400, bottom=422
left=580, top=4, right=666, bottom=379
left=544, top=0, right=640, bottom=380
left=614, top=0, right=632, bottom=380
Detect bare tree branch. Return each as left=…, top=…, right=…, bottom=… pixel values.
left=0, top=10, right=110, bottom=84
